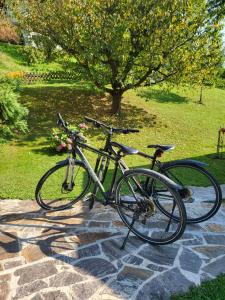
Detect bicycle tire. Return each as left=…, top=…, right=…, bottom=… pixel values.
left=35, top=160, right=91, bottom=210
left=159, top=162, right=222, bottom=223
left=115, top=168, right=187, bottom=245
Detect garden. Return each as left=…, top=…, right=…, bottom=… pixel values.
left=0, top=1, right=225, bottom=299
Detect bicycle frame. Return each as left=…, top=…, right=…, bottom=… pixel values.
left=71, top=139, right=129, bottom=205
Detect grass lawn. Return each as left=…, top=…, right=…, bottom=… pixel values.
left=172, top=274, right=225, bottom=300
left=0, top=42, right=63, bottom=74
left=0, top=80, right=225, bottom=199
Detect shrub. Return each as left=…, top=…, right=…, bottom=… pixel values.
left=22, top=45, right=45, bottom=65
left=0, top=76, right=28, bottom=143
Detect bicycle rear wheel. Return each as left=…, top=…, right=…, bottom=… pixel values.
left=35, top=160, right=91, bottom=210
left=115, top=169, right=186, bottom=245
left=160, top=163, right=222, bottom=223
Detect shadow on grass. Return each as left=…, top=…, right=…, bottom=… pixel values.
left=133, top=150, right=225, bottom=185
left=19, top=84, right=158, bottom=143
left=138, top=89, right=189, bottom=104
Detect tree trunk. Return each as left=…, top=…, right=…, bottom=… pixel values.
left=199, top=85, right=203, bottom=104
left=111, top=91, right=123, bottom=115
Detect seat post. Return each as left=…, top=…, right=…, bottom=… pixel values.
left=151, top=149, right=163, bottom=169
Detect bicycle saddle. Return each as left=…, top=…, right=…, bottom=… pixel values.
left=111, top=142, right=139, bottom=155
left=147, top=144, right=175, bottom=152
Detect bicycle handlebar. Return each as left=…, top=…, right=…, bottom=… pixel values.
left=57, top=113, right=79, bottom=137
left=84, top=116, right=139, bottom=134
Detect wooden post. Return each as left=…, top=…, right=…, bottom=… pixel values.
left=217, top=127, right=225, bottom=159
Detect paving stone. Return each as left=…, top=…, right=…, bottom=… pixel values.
left=78, top=244, right=101, bottom=258
left=202, top=255, right=225, bottom=277
left=4, top=259, right=23, bottom=270
left=112, top=220, right=126, bottom=228
left=138, top=244, right=179, bottom=266
left=204, top=223, right=225, bottom=233
left=42, top=290, right=69, bottom=300
left=0, top=232, right=20, bottom=260
left=72, top=280, right=103, bottom=300
left=14, top=261, right=58, bottom=285
left=69, top=231, right=119, bottom=246
left=49, top=271, right=84, bottom=287
left=204, top=234, right=225, bottom=245
left=193, top=245, right=225, bottom=259
left=101, top=239, right=128, bottom=261
left=186, top=224, right=204, bottom=232
left=92, top=212, right=119, bottom=221
left=105, top=266, right=153, bottom=299
left=88, top=221, right=111, bottom=228
left=180, top=237, right=204, bottom=246
left=0, top=273, right=11, bottom=300
left=22, top=235, right=74, bottom=263
left=101, top=236, right=143, bottom=261
left=137, top=268, right=194, bottom=300
left=1, top=198, right=224, bottom=300
left=30, top=293, right=43, bottom=300
left=146, top=264, right=167, bottom=272
left=117, top=265, right=153, bottom=281
left=13, top=280, right=48, bottom=299
left=123, top=255, right=143, bottom=266
left=179, top=248, right=202, bottom=274
left=74, top=257, right=117, bottom=278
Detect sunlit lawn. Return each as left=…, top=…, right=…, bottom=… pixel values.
left=0, top=81, right=225, bottom=199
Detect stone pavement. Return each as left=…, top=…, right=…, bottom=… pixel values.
left=1, top=198, right=225, bottom=300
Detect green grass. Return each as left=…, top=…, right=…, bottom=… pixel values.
left=0, top=81, right=225, bottom=199
left=0, top=42, right=62, bottom=74
left=172, top=274, right=225, bottom=300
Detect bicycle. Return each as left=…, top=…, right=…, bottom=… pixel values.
left=35, top=113, right=187, bottom=248
left=81, top=117, right=222, bottom=224
left=137, top=145, right=222, bottom=224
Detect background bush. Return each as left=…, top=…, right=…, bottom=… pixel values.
left=0, top=76, right=28, bottom=143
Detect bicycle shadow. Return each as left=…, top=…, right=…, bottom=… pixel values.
left=0, top=198, right=206, bottom=299
left=0, top=200, right=143, bottom=298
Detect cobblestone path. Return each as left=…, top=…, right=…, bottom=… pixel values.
left=1, top=198, right=225, bottom=300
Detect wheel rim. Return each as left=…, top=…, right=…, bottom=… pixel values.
left=116, top=171, right=185, bottom=244
left=161, top=165, right=221, bottom=223
left=36, top=163, right=90, bottom=210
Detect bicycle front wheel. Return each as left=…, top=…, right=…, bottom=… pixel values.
left=160, top=163, right=222, bottom=223
left=35, top=160, right=91, bottom=210
left=115, top=169, right=186, bottom=245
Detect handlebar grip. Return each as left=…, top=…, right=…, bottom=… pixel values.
left=128, top=129, right=139, bottom=133
left=84, top=116, right=103, bottom=128
left=84, top=116, right=95, bottom=123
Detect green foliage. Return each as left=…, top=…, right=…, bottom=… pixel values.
left=0, top=76, right=28, bottom=142
left=22, top=45, right=46, bottom=65
left=9, top=0, right=225, bottom=113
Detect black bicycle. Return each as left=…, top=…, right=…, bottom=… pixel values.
left=35, top=114, right=187, bottom=247
left=138, top=145, right=222, bottom=224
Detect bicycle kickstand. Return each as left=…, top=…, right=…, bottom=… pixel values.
left=120, top=213, right=138, bottom=250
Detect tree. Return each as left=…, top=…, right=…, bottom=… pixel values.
left=8, top=0, right=225, bottom=114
